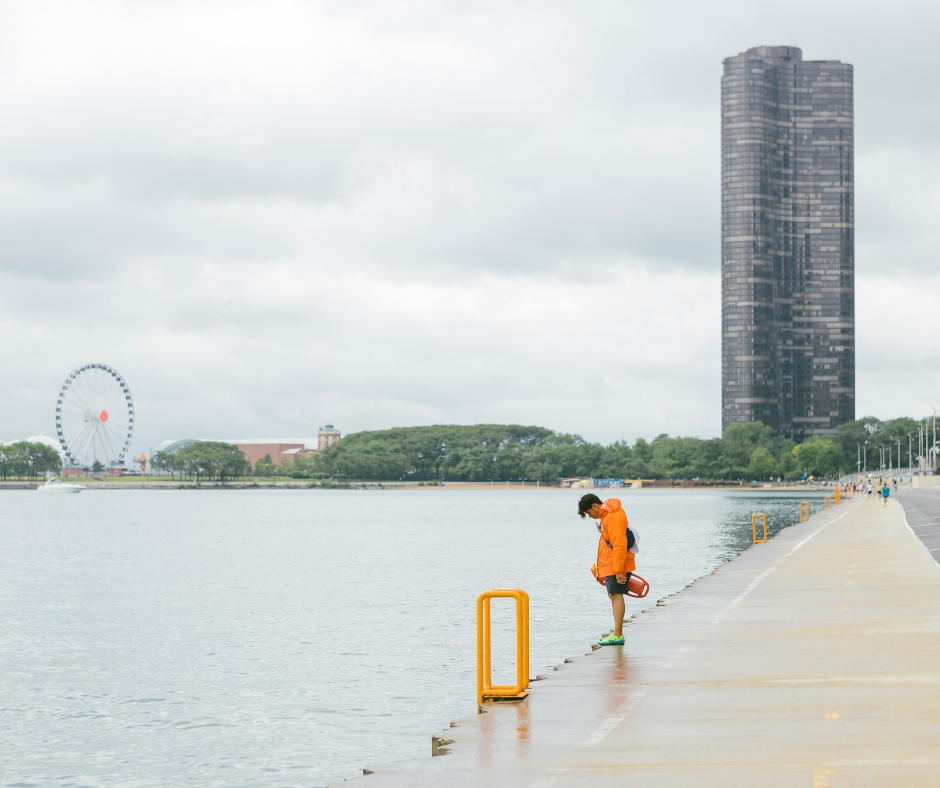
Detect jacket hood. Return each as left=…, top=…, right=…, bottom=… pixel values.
left=601, top=498, right=622, bottom=513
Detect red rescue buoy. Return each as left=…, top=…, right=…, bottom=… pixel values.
left=627, top=574, right=649, bottom=598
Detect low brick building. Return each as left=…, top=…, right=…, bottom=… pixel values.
left=225, top=439, right=318, bottom=469
left=153, top=430, right=342, bottom=470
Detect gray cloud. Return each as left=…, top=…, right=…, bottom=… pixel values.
left=1, top=0, right=939, bottom=451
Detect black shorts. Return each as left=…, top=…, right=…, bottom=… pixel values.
left=604, top=573, right=633, bottom=595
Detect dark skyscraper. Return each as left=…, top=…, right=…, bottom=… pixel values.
left=721, top=46, right=854, bottom=440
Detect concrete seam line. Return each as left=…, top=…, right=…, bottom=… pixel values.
left=712, top=510, right=849, bottom=625
left=576, top=690, right=646, bottom=748
left=711, top=565, right=775, bottom=623
left=736, top=565, right=775, bottom=603
left=577, top=716, right=623, bottom=748
left=898, top=501, right=940, bottom=569
left=784, top=510, right=848, bottom=558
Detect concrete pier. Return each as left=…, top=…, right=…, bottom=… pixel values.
left=348, top=491, right=940, bottom=787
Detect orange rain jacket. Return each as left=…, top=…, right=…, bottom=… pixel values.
left=596, top=498, right=636, bottom=578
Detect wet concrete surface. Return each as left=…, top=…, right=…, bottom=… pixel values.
left=897, top=487, right=940, bottom=565
left=343, top=496, right=940, bottom=787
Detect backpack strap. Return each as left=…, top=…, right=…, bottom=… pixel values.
left=603, top=527, right=636, bottom=550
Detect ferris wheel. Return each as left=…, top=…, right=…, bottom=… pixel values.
left=56, top=364, right=135, bottom=468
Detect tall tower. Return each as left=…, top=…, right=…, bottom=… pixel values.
left=721, top=46, right=854, bottom=440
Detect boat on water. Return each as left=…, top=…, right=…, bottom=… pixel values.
left=37, top=478, right=85, bottom=494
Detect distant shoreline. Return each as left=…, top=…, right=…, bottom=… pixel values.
left=6, top=479, right=835, bottom=492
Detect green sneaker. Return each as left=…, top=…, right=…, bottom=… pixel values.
left=598, top=633, right=625, bottom=646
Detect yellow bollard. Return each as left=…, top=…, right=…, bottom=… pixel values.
left=752, top=513, right=768, bottom=544
left=799, top=501, right=811, bottom=521
left=824, top=496, right=832, bottom=509
left=477, top=589, right=529, bottom=707
left=835, top=487, right=841, bottom=505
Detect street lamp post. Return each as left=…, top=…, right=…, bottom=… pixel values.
left=933, top=408, right=937, bottom=473
left=927, top=416, right=933, bottom=472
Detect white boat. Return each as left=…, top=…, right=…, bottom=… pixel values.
left=37, top=478, right=85, bottom=494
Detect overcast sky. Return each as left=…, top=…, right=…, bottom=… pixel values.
left=1, top=0, right=938, bottom=456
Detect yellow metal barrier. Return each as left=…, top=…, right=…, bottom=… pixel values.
left=752, top=513, right=768, bottom=543
left=477, top=589, right=529, bottom=707
left=824, top=496, right=832, bottom=509
left=835, top=487, right=841, bottom=505
left=799, top=501, right=811, bottom=521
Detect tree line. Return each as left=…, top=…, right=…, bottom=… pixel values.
left=143, top=416, right=926, bottom=484
left=301, top=422, right=813, bottom=483
left=151, top=441, right=250, bottom=481
left=275, top=417, right=923, bottom=483
left=0, top=441, right=63, bottom=479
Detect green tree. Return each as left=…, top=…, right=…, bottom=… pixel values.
left=28, top=442, right=63, bottom=477
left=280, top=420, right=913, bottom=484
left=690, top=438, right=725, bottom=479
left=175, top=442, right=248, bottom=481
left=254, top=453, right=276, bottom=477
left=150, top=450, right=178, bottom=479
left=747, top=447, right=778, bottom=480
left=631, top=437, right=653, bottom=468
left=285, top=453, right=320, bottom=479
left=650, top=436, right=704, bottom=479
left=835, top=416, right=921, bottom=471
left=716, top=422, right=777, bottom=480
left=0, top=444, right=26, bottom=479
left=792, top=438, right=843, bottom=478
left=0, top=442, right=63, bottom=479
left=320, top=424, right=556, bottom=482
left=0, top=445, right=10, bottom=479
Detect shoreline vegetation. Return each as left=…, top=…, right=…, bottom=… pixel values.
left=150, top=417, right=923, bottom=484
left=6, top=479, right=831, bottom=491
left=4, top=416, right=922, bottom=487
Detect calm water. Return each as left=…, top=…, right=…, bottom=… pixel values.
left=0, top=488, right=824, bottom=787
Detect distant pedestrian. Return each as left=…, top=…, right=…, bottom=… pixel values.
left=867, top=483, right=873, bottom=498
left=893, top=478, right=898, bottom=492
left=882, top=483, right=890, bottom=507
left=579, top=493, right=637, bottom=647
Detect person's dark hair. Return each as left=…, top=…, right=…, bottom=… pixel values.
left=578, top=493, right=603, bottom=518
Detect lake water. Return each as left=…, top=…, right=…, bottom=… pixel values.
left=0, top=488, right=825, bottom=787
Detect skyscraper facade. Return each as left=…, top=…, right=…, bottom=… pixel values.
left=721, top=46, right=854, bottom=440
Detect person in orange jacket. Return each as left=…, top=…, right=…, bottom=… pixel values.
left=578, top=493, right=636, bottom=645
